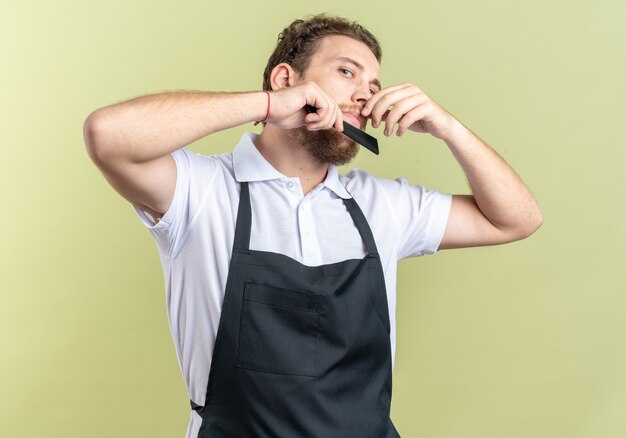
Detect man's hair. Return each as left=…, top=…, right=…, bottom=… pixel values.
left=262, top=14, right=382, bottom=91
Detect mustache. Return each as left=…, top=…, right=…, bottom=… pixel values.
left=339, top=104, right=364, bottom=113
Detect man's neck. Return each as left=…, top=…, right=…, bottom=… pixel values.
left=254, top=125, right=330, bottom=196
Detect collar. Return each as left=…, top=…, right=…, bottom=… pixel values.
left=233, top=132, right=286, bottom=182
left=232, top=132, right=352, bottom=199
left=323, top=164, right=352, bottom=199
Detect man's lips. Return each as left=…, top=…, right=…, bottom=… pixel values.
left=342, top=112, right=365, bottom=129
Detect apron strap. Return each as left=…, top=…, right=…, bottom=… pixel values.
left=342, top=196, right=380, bottom=256
left=190, top=399, right=204, bottom=415
left=233, top=181, right=252, bottom=251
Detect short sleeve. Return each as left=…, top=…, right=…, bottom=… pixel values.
left=132, top=147, right=216, bottom=257
left=386, top=177, right=452, bottom=259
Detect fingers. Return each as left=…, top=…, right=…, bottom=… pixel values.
left=334, top=107, right=344, bottom=132
left=304, top=104, right=343, bottom=131
left=362, top=84, right=416, bottom=125
left=267, top=82, right=343, bottom=132
left=362, top=83, right=429, bottom=136
left=385, top=94, right=429, bottom=136
left=396, top=105, right=430, bottom=136
left=302, top=82, right=343, bottom=132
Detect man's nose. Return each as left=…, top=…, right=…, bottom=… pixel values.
left=352, top=80, right=372, bottom=105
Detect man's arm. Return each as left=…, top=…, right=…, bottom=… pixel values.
left=83, top=91, right=270, bottom=220
left=438, top=120, right=542, bottom=248
left=83, top=82, right=344, bottom=220
left=361, top=83, right=543, bottom=248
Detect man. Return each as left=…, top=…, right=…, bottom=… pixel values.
left=84, top=14, right=542, bottom=438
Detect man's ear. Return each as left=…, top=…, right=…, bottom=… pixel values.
left=269, top=63, right=299, bottom=90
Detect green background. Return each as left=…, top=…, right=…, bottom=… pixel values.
left=2, top=0, right=625, bottom=436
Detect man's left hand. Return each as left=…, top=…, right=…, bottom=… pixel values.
left=361, top=83, right=456, bottom=141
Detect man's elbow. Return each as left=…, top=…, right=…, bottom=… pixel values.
left=513, top=207, right=543, bottom=241
left=528, top=201, right=544, bottom=233
left=84, top=112, right=99, bottom=155
left=83, top=110, right=111, bottom=165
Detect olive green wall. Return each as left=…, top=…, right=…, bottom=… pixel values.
left=2, top=0, right=624, bottom=436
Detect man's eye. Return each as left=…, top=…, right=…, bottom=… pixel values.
left=340, top=68, right=353, bottom=77
left=370, top=89, right=377, bottom=96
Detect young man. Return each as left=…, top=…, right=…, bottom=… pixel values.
left=84, top=14, right=541, bottom=438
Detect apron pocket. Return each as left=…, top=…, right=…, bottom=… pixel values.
left=236, top=282, right=323, bottom=377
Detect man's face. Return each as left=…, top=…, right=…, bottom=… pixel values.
left=290, top=35, right=382, bottom=165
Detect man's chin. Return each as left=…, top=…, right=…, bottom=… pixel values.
left=291, top=127, right=359, bottom=166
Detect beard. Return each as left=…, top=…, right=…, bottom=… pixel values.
left=288, top=127, right=360, bottom=166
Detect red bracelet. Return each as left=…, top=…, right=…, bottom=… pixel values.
left=253, top=91, right=271, bottom=126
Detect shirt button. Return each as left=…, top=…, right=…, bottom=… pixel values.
left=288, top=181, right=294, bottom=188
left=303, top=231, right=309, bottom=237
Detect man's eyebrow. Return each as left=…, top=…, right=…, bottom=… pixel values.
left=336, top=57, right=382, bottom=90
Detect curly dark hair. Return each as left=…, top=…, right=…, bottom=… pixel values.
left=262, top=14, right=382, bottom=91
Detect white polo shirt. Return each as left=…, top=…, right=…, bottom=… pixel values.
left=133, top=132, right=451, bottom=437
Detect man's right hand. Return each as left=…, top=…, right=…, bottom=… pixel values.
left=266, top=82, right=344, bottom=132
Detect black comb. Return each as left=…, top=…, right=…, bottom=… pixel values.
left=304, top=105, right=379, bottom=155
